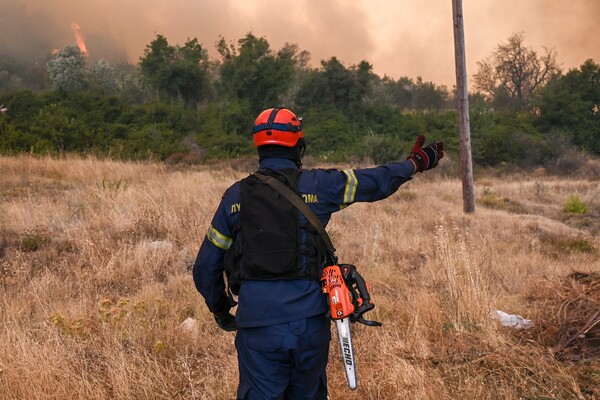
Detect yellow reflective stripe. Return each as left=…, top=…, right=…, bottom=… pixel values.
left=206, top=225, right=233, bottom=250
left=342, top=169, right=358, bottom=204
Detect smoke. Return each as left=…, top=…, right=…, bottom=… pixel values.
left=0, top=1, right=128, bottom=64
left=0, top=0, right=598, bottom=85
left=0, top=4, right=62, bottom=63
left=464, top=0, right=600, bottom=78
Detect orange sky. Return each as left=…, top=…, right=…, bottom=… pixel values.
left=1, top=0, right=599, bottom=87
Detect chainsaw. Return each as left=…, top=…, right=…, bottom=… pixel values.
left=321, top=263, right=382, bottom=390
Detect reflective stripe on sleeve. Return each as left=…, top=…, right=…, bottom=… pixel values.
left=342, top=169, right=358, bottom=204
left=206, top=224, right=233, bottom=250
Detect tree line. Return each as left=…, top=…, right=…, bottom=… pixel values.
left=0, top=32, right=598, bottom=171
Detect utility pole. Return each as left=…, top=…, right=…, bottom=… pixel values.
left=452, top=0, right=475, bottom=213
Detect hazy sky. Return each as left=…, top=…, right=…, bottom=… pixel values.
left=1, top=0, right=599, bottom=87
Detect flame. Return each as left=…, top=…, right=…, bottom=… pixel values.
left=70, top=22, right=88, bottom=56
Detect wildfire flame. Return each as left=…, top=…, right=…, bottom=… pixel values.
left=70, top=22, right=88, bottom=56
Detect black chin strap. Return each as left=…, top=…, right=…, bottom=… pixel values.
left=298, top=138, right=306, bottom=158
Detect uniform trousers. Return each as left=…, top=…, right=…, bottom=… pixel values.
left=235, top=314, right=330, bottom=400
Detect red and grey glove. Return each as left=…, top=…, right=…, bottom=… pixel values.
left=406, top=135, right=444, bottom=173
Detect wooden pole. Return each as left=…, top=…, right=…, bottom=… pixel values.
left=452, top=0, right=475, bottom=213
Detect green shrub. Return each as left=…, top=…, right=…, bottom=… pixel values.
left=301, top=106, right=356, bottom=161
left=563, top=194, right=589, bottom=214
left=360, top=133, right=407, bottom=164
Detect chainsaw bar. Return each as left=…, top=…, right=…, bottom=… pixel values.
left=334, top=318, right=357, bottom=390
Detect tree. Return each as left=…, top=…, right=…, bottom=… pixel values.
left=296, top=57, right=374, bottom=116
left=46, top=45, right=89, bottom=92
left=369, top=75, right=449, bottom=111
left=473, top=32, right=560, bottom=110
left=217, top=33, right=296, bottom=115
left=412, top=77, right=450, bottom=110
left=0, top=56, right=47, bottom=92
left=114, top=63, right=149, bottom=105
left=536, top=59, right=600, bottom=154
left=91, top=60, right=118, bottom=93
left=277, top=43, right=312, bottom=105
left=139, top=35, right=209, bottom=108
left=370, top=76, right=414, bottom=110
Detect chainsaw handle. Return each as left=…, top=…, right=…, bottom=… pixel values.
left=356, top=316, right=383, bottom=327
left=339, top=264, right=382, bottom=327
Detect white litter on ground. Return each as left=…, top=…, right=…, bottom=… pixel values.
left=493, top=310, right=533, bottom=329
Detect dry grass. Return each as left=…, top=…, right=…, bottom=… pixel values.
left=1, top=154, right=599, bottom=400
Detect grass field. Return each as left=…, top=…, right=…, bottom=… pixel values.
left=1, top=154, right=599, bottom=399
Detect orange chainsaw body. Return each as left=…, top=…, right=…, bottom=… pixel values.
left=321, top=265, right=355, bottom=319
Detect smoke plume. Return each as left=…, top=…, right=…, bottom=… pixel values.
left=0, top=0, right=598, bottom=86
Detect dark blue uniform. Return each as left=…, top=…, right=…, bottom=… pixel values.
left=193, top=157, right=415, bottom=399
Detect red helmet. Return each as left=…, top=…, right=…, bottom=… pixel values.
left=253, top=108, right=304, bottom=148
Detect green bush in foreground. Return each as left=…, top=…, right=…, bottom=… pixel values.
left=563, top=194, right=589, bottom=214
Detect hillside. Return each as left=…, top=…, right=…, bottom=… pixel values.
left=0, top=155, right=599, bottom=399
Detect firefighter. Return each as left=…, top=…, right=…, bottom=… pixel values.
left=193, top=107, right=444, bottom=399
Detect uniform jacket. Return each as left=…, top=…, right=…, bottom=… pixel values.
left=193, top=157, right=415, bottom=328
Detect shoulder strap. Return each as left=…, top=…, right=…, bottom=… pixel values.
left=254, top=172, right=337, bottom=259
